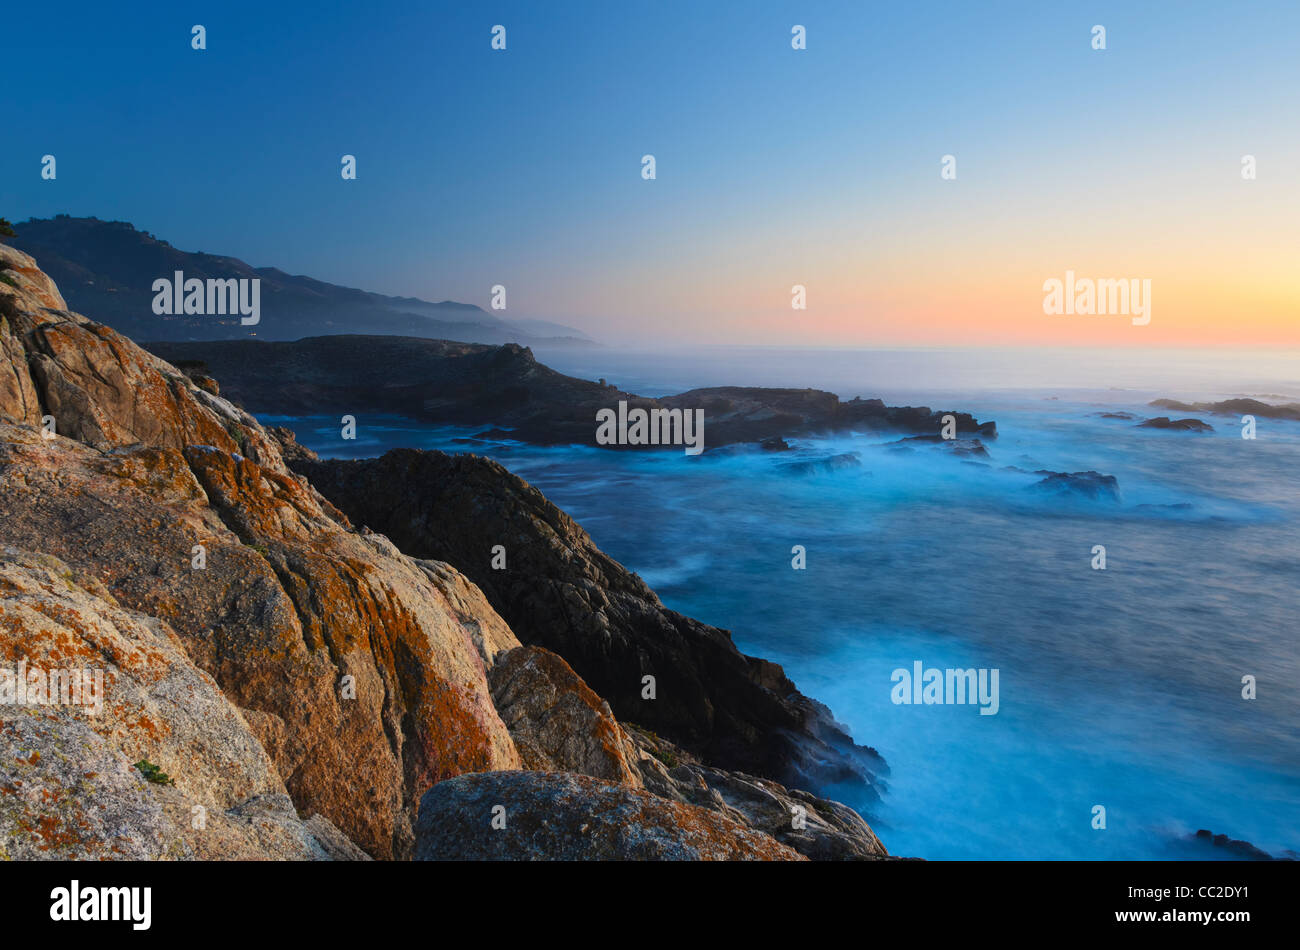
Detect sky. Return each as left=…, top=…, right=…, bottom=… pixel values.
left=3, top=0, right=1298, bottom=346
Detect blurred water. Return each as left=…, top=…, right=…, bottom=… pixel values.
left=270, top=345, right=1300, bottom=859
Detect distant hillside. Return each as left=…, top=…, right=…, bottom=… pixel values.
left=9, top=216, right=593, bottom=346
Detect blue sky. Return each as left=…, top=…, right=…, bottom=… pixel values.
left=4, top=0, right=1297, bottom=344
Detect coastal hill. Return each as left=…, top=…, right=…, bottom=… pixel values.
left=146, top=334, right=998, bottom=450
left=1151, top=396, right=1300, bottom=422
left=7, top=216, right=592, bottom=346
left=0, top=242, right=887, bottom=860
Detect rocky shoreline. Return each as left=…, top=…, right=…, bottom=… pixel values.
left=0, top=243, right=890, bottom=860
left=144, top=335, right=996, bottom=451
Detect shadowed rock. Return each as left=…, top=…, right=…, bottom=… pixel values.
left=482, top=645, right=889, bottom=860
left=1189, top=829, right=1292, bottom=861
left=626, top=726, right=889, bottom=861
left=290, top=447, right=887, bottom=799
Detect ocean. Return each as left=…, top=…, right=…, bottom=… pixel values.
left=270, top=345, right=1300, bottom=860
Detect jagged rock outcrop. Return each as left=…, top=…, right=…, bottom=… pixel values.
left=624, top=726, right=888, bottom=860
left=0, top=243, right=522, bottom=858
left=145, top=336, right=996, bottom=451
left=0, top=548, right=366, bottom=860
left=414, top=771, right=807, bottom=861
left=288, top=447, right=888, bottom=798
left=480, top=644, right=888, bottom=860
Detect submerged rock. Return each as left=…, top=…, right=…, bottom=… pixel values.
left=887, top=435, right=991, bottom=458
left=1138, top=416, right=1213, bottom=432
left=777, top=451, right=864, bottom=475
left=1028, top=469, right=1120, bottom=501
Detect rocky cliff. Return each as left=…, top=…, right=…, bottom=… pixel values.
left=0, top=244, right=888, bottom=861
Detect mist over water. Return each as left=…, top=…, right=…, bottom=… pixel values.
left=277, top=345, right=1300, bottom=859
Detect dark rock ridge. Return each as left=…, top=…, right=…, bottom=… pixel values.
left=1151, top=397, right=1300, bottom=422
left=1138, top=416, right=1213, bottom=432
left=288, top=444, right=887, bottom=798
left=145, top=335, right=996, bottom=451
left=1188, top=829, right=1295, bottom=861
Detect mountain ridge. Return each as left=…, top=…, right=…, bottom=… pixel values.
left=8, top=216, right=592, bottom=346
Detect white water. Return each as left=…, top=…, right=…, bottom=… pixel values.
left=277, top=344, right=1300, bottom=859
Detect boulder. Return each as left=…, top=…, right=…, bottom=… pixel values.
left=414, top=771, right=805, bottom=861
left=489, top=646, right=642, bottom=787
